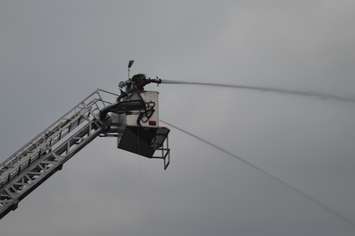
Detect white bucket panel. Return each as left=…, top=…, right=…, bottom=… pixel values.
left=126, top=91, right=159, bottom=127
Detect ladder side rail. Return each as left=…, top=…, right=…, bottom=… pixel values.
left=0, top=95, right=109, bottom=186
left=0, top=91, right=104, bottom=172
left=0, top=89, right=119, bottom=219
left=0, top=120, right=103, bottom=220
left=0, top=90, right=101, bottom=170
left=0, top=108, right=93, bottom=185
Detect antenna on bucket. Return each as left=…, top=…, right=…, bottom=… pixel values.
left=128, top=60, right=135, bottom=79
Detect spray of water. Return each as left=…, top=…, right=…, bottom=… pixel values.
left=161, top=80, right=355, bottom=103
left=161, top=119, right=355, bottom=229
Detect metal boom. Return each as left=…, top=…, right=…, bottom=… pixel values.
left=0, top=89, right=117, bottom=219
left=0, top=74, right=171, bottom=221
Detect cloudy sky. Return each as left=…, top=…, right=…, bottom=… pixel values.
left=1, top=0, right=355, bottom=235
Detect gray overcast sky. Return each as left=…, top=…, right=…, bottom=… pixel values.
left=1, top=0, right=355, bottom=235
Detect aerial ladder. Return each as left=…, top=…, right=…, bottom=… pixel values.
left=0, top=64, right=170, bottom=220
